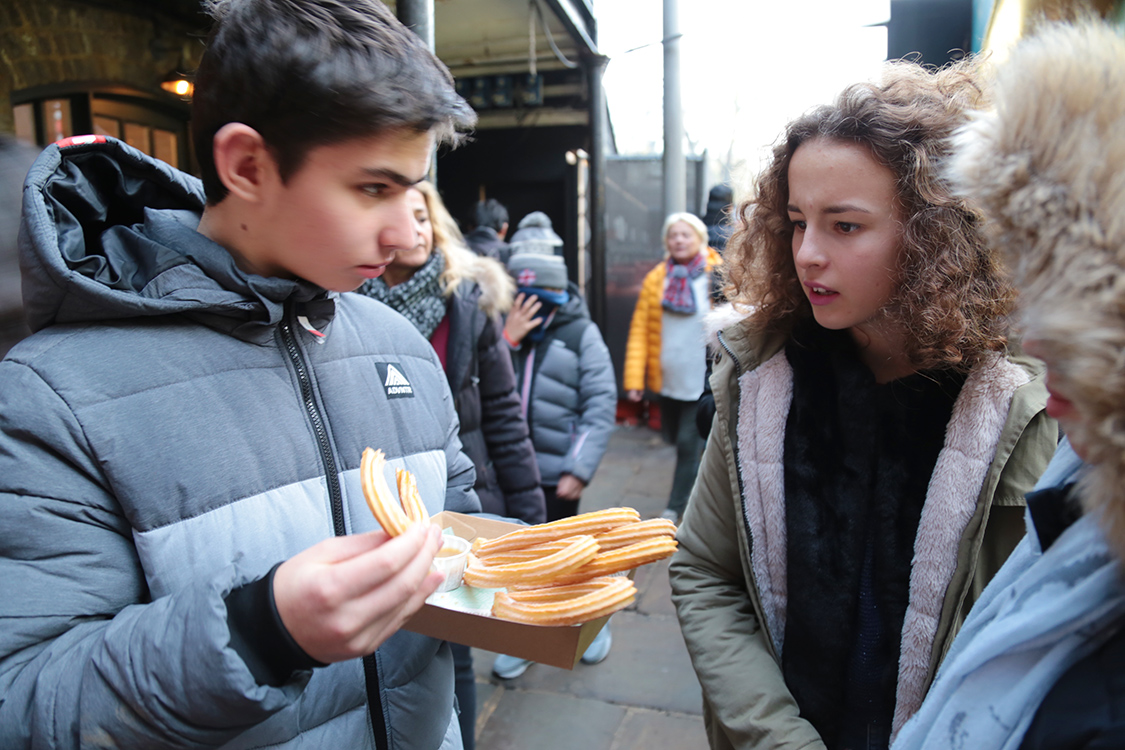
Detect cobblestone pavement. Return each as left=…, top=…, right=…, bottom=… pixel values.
left=469, top=425, right=709, bottom=750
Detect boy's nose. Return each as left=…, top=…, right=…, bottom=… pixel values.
left=380, top=195, right=416, bottom=252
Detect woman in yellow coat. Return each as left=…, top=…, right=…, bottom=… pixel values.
left=624, top=212, right=722, bottom=523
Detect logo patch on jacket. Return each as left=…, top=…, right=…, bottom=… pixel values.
left=377, top=362, right=414, bottom=399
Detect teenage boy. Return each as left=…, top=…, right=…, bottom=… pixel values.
left=0, top=1, right=477, bottom=749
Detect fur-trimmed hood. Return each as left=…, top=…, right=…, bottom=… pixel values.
left=439, top=242, right=514, bottom=319
left=947, top=21, right=1125, bottom=553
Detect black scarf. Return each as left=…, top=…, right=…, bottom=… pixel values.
left=357, top=251, right=447, bottom=339
left=780, top=323, right=965, bottom=750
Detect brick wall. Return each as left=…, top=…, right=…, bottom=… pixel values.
left=0, top=0, right=204, bottom=135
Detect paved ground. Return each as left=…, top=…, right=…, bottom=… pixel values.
left=467, top=425, right=709, bottom=750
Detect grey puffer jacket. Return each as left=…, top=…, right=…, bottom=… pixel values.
left=0, top=137, right=479, bottom=749
left=508, top=286, right=616, bottom=486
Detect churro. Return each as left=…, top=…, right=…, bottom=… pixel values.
left=473, top=508, right=641, bottom=557
left=470, top=538, right=577, bottom=566
left=463, top=535, right=599, bottom=588
left=492, top=577, right=636, bottom=626
left=361, top=448, right=412, bottom=536
left=594, top=518, right=677, bottom=551
left=395, top=467, right=429, bottom=525
left=519, top=537, right=679, bottom=588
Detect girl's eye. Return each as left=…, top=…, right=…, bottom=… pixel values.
left=836, top=222, right=859, bottom=234
left=790, top=219, right=807, bottom=231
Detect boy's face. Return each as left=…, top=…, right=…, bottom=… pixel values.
left=253, top=128, right=433, bottom=292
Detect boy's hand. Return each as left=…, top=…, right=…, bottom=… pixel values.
left=504, top=292, right=544, bottom=347
left=626, top=389, right=643, bottom=402
left=272, top=523, right=444, bottom=663
left=556, top=473, right=585, bottom=500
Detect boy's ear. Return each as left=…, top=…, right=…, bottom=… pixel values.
left=211, top=123, right=278, bottom=203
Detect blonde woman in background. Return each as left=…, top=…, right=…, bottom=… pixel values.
left=623, top=212, right=722, bottom=524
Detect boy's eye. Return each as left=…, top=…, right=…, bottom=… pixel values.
left=836, top=222, right=859, bottom=234
left=360, top=183, right=389, bottom=197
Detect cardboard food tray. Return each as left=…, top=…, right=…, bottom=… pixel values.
left=402, top=511, right=611, bottom=669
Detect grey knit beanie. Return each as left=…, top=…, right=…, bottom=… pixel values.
left=508, top=211, right=563, bottom=255
left=507, top=252, right=568, bottom=290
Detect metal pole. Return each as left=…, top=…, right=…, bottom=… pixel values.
left=587, top=55, right=609, bottom=330
left=397, top=0, right=434, bottom=52
left=662, top=0, right=685, bottom=217
left=397, top=0, right=437, bottom=182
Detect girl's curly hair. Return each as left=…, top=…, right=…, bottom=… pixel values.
left=724, top=59, right=1014, bottom=371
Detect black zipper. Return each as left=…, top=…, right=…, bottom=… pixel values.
left=279, top=308, right=390, bottom=750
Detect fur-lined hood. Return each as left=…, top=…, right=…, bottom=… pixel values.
left=439, top=241, right=515, bottom=319
left=947, top=21, right=1125, bottom=553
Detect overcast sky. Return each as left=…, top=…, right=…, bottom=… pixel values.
left=597, top=0, right=891, bottom=192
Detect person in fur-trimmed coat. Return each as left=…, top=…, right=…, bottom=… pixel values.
left=355, top=180, right=544, bottom=750
left=669, top=60, right=1057, bottom=750
left=893, top=21, right=1125, bottom=750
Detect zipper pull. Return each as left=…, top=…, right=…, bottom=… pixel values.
left=297, top=315, right=327, bottom=344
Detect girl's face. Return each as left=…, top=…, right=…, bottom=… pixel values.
left=666, top=221, right=703, bottom=263
left=787, top=138, right=903, bottom=347
left=385, top=187, right=434, bottom=286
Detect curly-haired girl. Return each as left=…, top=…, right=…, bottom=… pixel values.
left=669, top=60, right=1058, bottom=750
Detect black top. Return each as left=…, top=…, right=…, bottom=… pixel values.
left=781, top=323, right=966, bottom=750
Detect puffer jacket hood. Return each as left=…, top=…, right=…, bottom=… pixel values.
left=20, top=136, right=331, bottom=344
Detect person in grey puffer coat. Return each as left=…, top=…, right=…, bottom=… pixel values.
left=502, top=253, right=616, bottom=521
left=0, top=1, right=480, bottom=748
left=491, top=252, right=618, bottom=679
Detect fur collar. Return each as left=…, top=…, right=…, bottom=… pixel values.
left=735, top=348, right=1029, bottom=737
left=441, top=242, right=514, bottom=319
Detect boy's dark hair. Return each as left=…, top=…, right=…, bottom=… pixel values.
left=192, top=0, right=476, bottom=203
left=473, top=199, right=508, bottom=231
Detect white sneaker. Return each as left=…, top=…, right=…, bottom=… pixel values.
left=580, top=624, right=612, bottom=665
left=660, top=509, right=680, bottom=525
left=492, top=654, right=532, bottom=679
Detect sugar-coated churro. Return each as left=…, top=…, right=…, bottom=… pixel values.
left=492, top=577, right=636, bottom=626
left=473, top=508, right=641, bottom=557
left=463, top=535, right=599, bottom=588
left=395, top=467, right=429, bottom=525
left=593, top=518, right=677, bottom=551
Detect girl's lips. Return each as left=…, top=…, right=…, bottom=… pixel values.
left=803, top=280, right=839, bottom=306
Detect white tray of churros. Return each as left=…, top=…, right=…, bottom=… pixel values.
left=360, top=448, right=678, bottom=668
